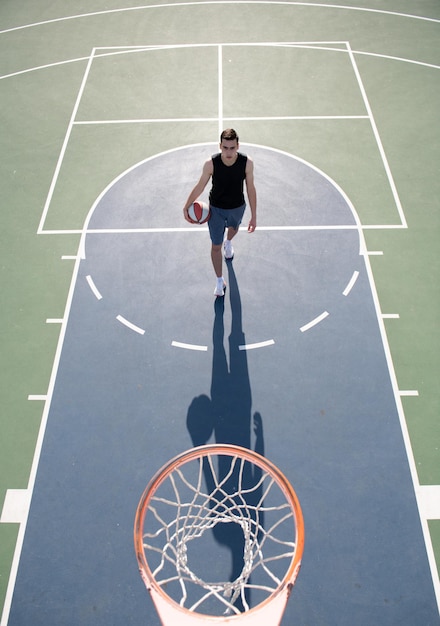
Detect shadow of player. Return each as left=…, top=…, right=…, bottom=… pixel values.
left=186, top=261, right=265, bottom=612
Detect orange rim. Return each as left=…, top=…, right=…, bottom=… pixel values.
left=134, top=444, right=304, bottom=619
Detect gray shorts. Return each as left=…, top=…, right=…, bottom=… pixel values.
left=208, top=203, right=246, bottom=245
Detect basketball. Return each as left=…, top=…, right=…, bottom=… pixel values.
left=188, top=200, right=210, bottom=224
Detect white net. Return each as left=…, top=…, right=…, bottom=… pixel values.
left=137, top=447, right=303, bottom=618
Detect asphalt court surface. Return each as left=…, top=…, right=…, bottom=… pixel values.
left=7, top=146, right=439, bottom=624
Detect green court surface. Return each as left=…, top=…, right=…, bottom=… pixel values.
left=1, top=1, right=439, bottom=623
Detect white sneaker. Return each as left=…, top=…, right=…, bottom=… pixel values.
left=224, top=239, right=234, bottom=260
left=214, top=280, right=226, bottom=297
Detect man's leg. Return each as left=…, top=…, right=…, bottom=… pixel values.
left=224, top=205, right=245, bottom=260
left=212, top=243, right=226, bottom=296
left=224, top=226, right=238, bottom=260
left=226, top=226, right=238, bottom=242
left=211, top=243, right=223, bottom=278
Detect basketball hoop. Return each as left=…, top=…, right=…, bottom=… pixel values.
left=134, top=444, right=304, bottom=625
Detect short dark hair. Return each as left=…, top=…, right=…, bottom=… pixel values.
left=220, top=128, right=239, bottom=143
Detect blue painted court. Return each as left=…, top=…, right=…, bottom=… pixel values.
left=6, top=146, right=439, bottom=624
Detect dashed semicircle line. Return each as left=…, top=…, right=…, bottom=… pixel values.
left=239, top=339, right=275, bottom=351
left=300, top=311, right=329, bottom=333
left=172, top=339, right=275, bottom=351
left=172, top=341, right=208, bottom=351
left=300, top=269, right=359, bottom=332
left=116, top=315, right=145, bottom=335
left=89, top=270, right=359, bottom=340
left=343, top=270, right=359, bottom=296
left=86, top=274, right=102, bottom=300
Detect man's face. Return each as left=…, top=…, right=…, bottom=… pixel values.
left=220, top=139, right=239, bottom=162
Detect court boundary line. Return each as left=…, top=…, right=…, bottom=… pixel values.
left=358, top=225, right=440, bottom=610
left=35, top=224, right=407, bottom=235
left=36, top=42, right=407, bottom=234
left=37, top=47, right=97, bottom=234
left=346, top=41, right=407, bottom=227
left=1, top=1, right=439, bottom=36
left=0, top=243, right=86, bottom=626
left=74, top=115, right=370, bottom=124
left=2, top=47, right=439, bottom=82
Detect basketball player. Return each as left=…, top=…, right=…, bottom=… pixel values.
left=183, top=129, right=257, bottom=296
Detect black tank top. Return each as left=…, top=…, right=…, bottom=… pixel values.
left=209, top=153, right=247, bottom=209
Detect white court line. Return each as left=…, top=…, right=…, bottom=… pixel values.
left=116, top=315, right=145, bottom=335
left=74, top=115, right=369, bottom=124
left=41, top=230, right=83, bottom=235
left=1, top=2, right=438, bottom=36
left=37, top=49, right=97, bottom=234
left=28, top=38, right=414, bottom=237
left=342, top=270, right=359, bottom=296
left=38, top=225, right=404, bottom=234
left=353, top=49, right=440, bottom=70
left=3, top=48, right=439, bottom=82
left=29, top=41, right=421, bottom=235
left=239, top=340, right=275, bottom=350
left=218, top=45, right=223, bottom=134
left=75, top=117, right=218, bottom=124
left=86, top=275, right=102, bottom=300
left=88, top=225, right=358, bottom=232
left=0, top=490, right=31, bottom=524
left=300, top=310, right=329, bottom=332
left=360, top=225, right=440, bottom=611
left=417, top=486, right=440, bottom=520
left=346, top=42, right=407, bottom=228
left=1, top=236, right=87, bottom=626
left=382, top=313, right=400, bottom=319
left=0, top=42, right=354, bottom=81
left=171, top=341, right=208, bottom=351
left=362, top=224, right=407, bottom=229
left=46, top=318, right=63, bottom=324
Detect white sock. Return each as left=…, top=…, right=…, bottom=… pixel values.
left=217, top=276, right=224, bottom=285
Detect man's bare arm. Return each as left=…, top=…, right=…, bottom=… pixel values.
left=183, top=159, right=213, bottom=223
left=245, top=157, right=257, bottom=233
